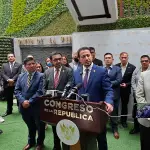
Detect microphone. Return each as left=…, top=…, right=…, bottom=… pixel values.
left=61, top=84, right=71, bottom=98
left=66, top=83, right=82, bottom=99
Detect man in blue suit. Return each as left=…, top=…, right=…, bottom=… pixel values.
left=104, top=53, right=122, bottom=139
left=73, top=47, right=114, bottom=150
left=15, top=57, right=45, bottom=150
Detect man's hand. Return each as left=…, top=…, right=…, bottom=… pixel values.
left=104, top=102, right=113, bottom=114
left=120, top=83, right=127, bottom=88
left=22, top=100, right=30, bottom=108
left=7, top=79, right=14, bottom=86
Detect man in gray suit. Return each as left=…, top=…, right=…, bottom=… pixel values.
left=1, top=53, right=22, bottom=117
left=136, top=69, right=150, bottom=150
left=43, top=52, right=73, bottom=150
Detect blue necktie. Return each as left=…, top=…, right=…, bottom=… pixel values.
left=83, top=69, right=89, bottom=88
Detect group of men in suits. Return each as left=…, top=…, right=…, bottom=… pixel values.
left=0, top=48, right=143, bottom=150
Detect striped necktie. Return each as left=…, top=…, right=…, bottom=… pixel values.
left=54, top=69, right=59, bottom=89
left=27, top=73, right=32, bottom=88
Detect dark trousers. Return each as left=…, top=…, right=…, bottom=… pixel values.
left=110, top=99, right=119, bottom=132
left=4, top=86, right=19, bottom=113
left=52, top=126, right=69, bottom=150
left=97, top=128, right=108, bottom=150
left=140, top=124, right=150, bottom=150
left=21, top=107, right=45, bottom=145
left=120, top=89, right=130, bottom=123
left=132, top=97, right=140, bottom=130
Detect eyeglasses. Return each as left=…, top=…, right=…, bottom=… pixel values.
left=141, top=60, right=149, bottom=63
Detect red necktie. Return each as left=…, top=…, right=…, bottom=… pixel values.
left=83, top=69, right=89, bottom=88
left=54, top=70, right=59, bottom=89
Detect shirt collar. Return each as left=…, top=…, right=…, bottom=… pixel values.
left=9, top=61, right=15, bottom=65
left=27, top=71, right=35, bottom=76
left=83, top=63, right=93, bottom=72
left=54, top=66, right=62, bottom=72
left=104, top=65, right=113, bottom=69
left=121, top=62, right=128, bottom=68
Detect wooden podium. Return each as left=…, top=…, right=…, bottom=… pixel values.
left=39, top=96, right=108, bottom=150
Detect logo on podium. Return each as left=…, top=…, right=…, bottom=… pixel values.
left=56, top=119, right=80, bottom=145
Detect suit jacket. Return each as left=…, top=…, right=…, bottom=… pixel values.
left=116, top=63, right=136, bottom=93
left=43, top=65, right=74, bottom=94
left=1, top=62, right=22, bottom=88
left=108, top=65, right=122, bottom=100
left=73, top=64, right=114, bottom=105
left=136, top=70, right=150, bottom=127
left=93, top=58, right=103, bottom=66
left=14, top=71, right=43, bottom=112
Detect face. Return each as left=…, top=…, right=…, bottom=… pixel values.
left=141, top=57, right=150, bottom=69
left=51, top=54, right=62, bottom=68
left=7, top=54, right=15, bottom=62
left=25, top=60, right=36, bottom=73
left=104, top=54, right=114, bottom=66
left=36, top=63, right=42, bottom=73
left=90, top=50, right=96, bottom=60
left=79, top=50, right=92, bottom=67
left=46, top=58, right=51, bottom=63
left=120, top=53, right=128, bottom=64
left=61, top=57, right=67, bottom=65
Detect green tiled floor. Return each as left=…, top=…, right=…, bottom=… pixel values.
left=0, top=101, right=140, bottom=150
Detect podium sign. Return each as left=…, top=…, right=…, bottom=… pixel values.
left=40, top=96, right=108, bottom=134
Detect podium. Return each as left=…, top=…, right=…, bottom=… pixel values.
left=39, top=96, right=108, bottom=149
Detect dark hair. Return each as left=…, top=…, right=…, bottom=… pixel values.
left=24, top=57, right=35, bottom=65
left=50, top=52, right=62, bottom=60
left=77, top=47, right=91, bottom=58
left=104, top=53, right=113, bottom=58
left=36, top=62, right=44, bottom=73
left=62, top=55, right=70, bottom=67
left=140, top=55, right=150, bottom=60
left=89, top=47, right=95, bottom=52
left=7, top=53, right=15, bottom=57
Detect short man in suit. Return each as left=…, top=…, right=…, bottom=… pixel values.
left=104, top=53, right=122, bottom=139
left=43, top=52, right=73, bottom=150
left=89, top=47, right=103, bottom=66
left=74, top=47, right=114, bottom=150
left=116, top=52, right=136, bottom=128
left=14, top=57, right=45, bottom=150
left=1, top=53, right=22, bottom=116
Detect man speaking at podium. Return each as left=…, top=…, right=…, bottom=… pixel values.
left=73, top=47, right=114, bottom=150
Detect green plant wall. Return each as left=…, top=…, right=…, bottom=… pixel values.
left=0, top=0, right=68, bottom=37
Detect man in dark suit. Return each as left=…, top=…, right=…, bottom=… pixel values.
left=116, top=52, right=136, bottom=128
left=43, top=52, right=73, bottom=150
left=14, top=57, right=45, bottom=150
left=104, top=53, right=122, bottom=139
left=89, top=47, right=103, bottom=66
left=1, top=53, right=22, bottom=116
left=74, top=47, right=113, bottom=150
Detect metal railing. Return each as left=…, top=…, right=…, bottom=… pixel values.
left=118, top=0, right=150, bottom=18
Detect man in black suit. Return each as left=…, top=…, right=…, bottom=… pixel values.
left=1, top=53, right=22, bottom=117
left=43, top=52, right=73, bottom=150
left=89, top=47, right=103, bottom=66
left=116, top=52, right=136, bottom=128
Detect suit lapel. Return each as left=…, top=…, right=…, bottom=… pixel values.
left=7, top=63, right=11, bottom=73
left=85, top=65, right=97, bottom=92
left=123, top=63, right=130, bottom=77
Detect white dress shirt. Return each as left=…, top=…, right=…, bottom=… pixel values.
left=121, top=62, right=128, bottom=77
left=54, top=67, right=62, bottom=79
left=9, top=61, right=15, bottom=72
left=82, top=63, right=93, bottom=81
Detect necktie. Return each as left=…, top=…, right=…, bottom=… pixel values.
left=27, top=73, right=32, bottom=88
left=54, top=69, right=59, bottom=89
left=10, top=63, right=13, bottom=73
left=83, top=69, right=89, bottom=88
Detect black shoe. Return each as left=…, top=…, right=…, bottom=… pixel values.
left=129, top=128, right=140, bottom=134
left=0, top=130, right=3, bottom=134
left=122, top=122, right=128, bottom=128
left=2, top=112, right=12, bottom=117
